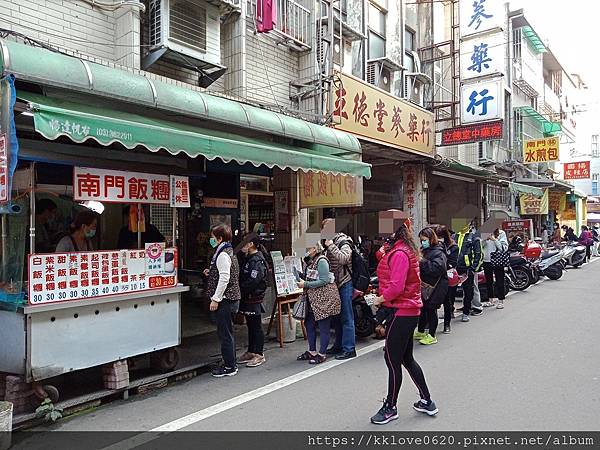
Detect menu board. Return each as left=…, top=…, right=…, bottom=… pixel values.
left=28, top=247, right=178, bottom=305
left=271, top=251, right=303, bottom=297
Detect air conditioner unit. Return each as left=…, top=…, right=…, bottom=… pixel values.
left=403, top=75, right=424, bottom=106
left=145, top=0, right=227, bottom=87
left=367, top=61, right=392, bottom=92
left=478, top=142, right=497, bottom=166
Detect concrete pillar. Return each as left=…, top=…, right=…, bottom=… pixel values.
left=223, top=7, right=247, bottom=98
left=114, top=7, right=141, bottom=69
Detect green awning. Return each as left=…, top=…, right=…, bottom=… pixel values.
left=19, top=92, right=372, bottom=178
left=0, top=39, right=363, bottom=159
left=515, top=106, right=562, bottom=137
left=508, top=181, right=544, bottom=197
left=445, top=159, right=496, bottom=178
left=521, top=26, right=547, bottom=54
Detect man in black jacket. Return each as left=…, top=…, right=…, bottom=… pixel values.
left=455, top=221, right=483, bottom=323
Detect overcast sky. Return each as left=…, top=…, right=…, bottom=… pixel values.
left=510, top=0, right=600, bottom=111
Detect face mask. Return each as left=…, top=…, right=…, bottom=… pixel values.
left=85, top=229, right=96, bottom=239
left=421, top=239, right=430, bottom=249
left=209, top=237, right=219, bottom=248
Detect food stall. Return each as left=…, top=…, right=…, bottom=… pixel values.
left=0, top=161, right=190, bottom=402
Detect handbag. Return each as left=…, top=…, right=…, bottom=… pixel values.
left=306, top=283, right=341, bottom=321
left=421, top=277, right=441, bottom=302
left=292, top=294, right=307, bottom=320
left=447, top=268, right=460, bottom=287
left=491, top=250, right=509, bottom=267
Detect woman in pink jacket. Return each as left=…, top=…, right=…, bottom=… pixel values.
left=370, top=219, right=438, bottom=424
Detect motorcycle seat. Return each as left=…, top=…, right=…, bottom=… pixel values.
left=541, top=250, right=560, bottom=259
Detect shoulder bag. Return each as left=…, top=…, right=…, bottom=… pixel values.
left=292, top=294, right=307, bottom=320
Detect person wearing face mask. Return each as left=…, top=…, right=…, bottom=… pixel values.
left=435, top=225, right=458, bottom=334
left=237, top=235, right=269, bottom=368
left=55, top=210, right=98, bottom=252
left=204, top=224, right=241, bottom=378
left=296, top=241, right=340, bottom=365
left=552, top=222, right=562, bottom=246
left=413, top=228, right=448, bottom=346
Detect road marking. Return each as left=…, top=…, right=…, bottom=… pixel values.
left=101, top=340, right=386, bottom=449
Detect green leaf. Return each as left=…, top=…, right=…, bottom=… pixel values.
left=49, top=410, right=63, bottom=422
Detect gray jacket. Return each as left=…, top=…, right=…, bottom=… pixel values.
left=325, top=233, right=353, bottom=288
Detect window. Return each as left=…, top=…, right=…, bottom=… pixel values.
left=592, top=135, right=599, bottom=158
left=368, top=3, right=386, bottom=59
left=593, top=174, right=599, bottom=195
left=404, top=27, right=416, bottom=72
left=487, top=185, right=510, bottom=207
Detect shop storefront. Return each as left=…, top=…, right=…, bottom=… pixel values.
left=316, top=72, right=434, bottom=245
left=0, top=39, right=371, bottom=404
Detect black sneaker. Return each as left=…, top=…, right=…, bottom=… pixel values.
left=326, top=346, right=342, bottom=355
left=471, top=308, right=483, bottom=316
left=335, top=350, right=357, bottom=360
left=443, top=324, right=451, bottom=334
left=211, top=365, right=238, bottom=378
left=370, top=400, right=398, bottom=425
left=413, top=399, right=439, bottom=416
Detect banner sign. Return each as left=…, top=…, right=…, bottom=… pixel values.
left=523, top=137, right=559, bottom=164
left=519, top=189, right=549, bottom=215
left=28, top=248, right=178, bottom=305
left=73, top=167, right=190, bottom=207
left=564, top=161, right=591, bottom=180
left=0, top=134, right=7, bottom=203
left=332, top=72, right=434, bottom=155
left=441, top=120, right=503, bottom=146
left=299, top=172, right=363, bottom=208
left=549, top=191, right=567, bottom=213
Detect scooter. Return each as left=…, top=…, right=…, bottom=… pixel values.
left=353, top=276, right=377, bottom=338
left=535, top=248, right=565, bottom=280
left=506, top=253, right=533, bottom=291
left=562, top=242, right=587, bottom=268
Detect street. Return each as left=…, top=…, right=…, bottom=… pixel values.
left=12, top=259, right=599, bottom=448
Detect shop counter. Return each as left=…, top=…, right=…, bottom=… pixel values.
left=0, top=285, right=188, bottom=383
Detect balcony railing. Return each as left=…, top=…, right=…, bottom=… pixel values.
left=543, top=84, right=561, bottom=114
left=273, top=0, right=311, bottom=50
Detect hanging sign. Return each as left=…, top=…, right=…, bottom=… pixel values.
left=0, top=134, right=7, bottom=203
left=460, top=0, right=504, bottom=37
left=564, top=161, right=591, bottom=180
left=441, top=120, right=503, bottom=145
left=519, top=189, right=549, bottom=215
left=461, top=78, right=504, bottom=124
left=332, top=72, right=434, bottom=155
left=299, top=172, right=363, bottom=208
left=522, top=137, right=560, bottom=164
left=460, top=32, right=505, bottom=80
left=28, top=248, right=178, bottom=305
left=73, top=167, right=189, bottom=206
left=170, top=175, right=191, bottom=208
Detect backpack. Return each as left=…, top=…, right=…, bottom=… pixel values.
left=338, top=239, right=370, bottom=293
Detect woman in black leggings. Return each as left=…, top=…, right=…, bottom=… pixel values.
left=371, top=219, right=438, bottom=424
left=436, top=226, right=458, bottom=333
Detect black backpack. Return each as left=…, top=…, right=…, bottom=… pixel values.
left=338, top=239, right=370, bottom=293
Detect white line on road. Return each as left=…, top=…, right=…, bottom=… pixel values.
left=101, top=340, right=386, bottom=449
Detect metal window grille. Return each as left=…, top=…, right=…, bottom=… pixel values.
left=150, top=204, right=174, bottom=243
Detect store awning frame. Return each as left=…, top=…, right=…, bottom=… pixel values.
left=0, top=39, right=362, bottom=156
left=506, top=181, right=544, bottom=197
left=515, top=106, right=561, bottom=137
left=521, top=26, right=547, bottom=54
left=19, top=92, right=372, bottom=178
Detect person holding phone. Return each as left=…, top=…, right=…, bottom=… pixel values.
left=370, top=219, right=438, bottom=425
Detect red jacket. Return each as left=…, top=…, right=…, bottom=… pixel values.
left=377, top=240, right=422, bottom=316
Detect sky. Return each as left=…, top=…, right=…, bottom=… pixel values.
left=510, top=0, right=600, bottom=110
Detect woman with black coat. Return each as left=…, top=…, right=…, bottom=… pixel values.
left=436, top=225, right=458, bottom=334
left=237, top=235, right=269, bottom=368
left=414, top=227, right=448, bottom=345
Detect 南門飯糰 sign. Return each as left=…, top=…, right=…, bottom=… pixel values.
left=332, top=72, right=434, bottom=155
left=74, top=167, right=190, bottom=207
left=299, top=172, right=363, bottom=208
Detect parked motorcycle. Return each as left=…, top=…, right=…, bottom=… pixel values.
left=536, top=248, right=565, bottom=280
left=562, top=242, right=587, bottom=268
left=354, top=276, right=377, bottom=338
left=506, top=253, right=533, bottom=291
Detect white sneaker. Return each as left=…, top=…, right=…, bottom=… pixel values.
left=496, top=300, right=505, bottom=309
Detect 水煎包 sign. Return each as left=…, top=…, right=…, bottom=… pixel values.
left=460, top=0, right=504, bottom=37
left=299, top=172, right=363, bottom=208
left=28, top=248, right=178, bottom=305
left=460, top=78, right=504, bottom=124
left=73, top=167, right=190, bottom=207
left=523, top=138, right=560, bottom=164
left=441, top=120, right=503, bottom=146
left=564, top=161, right=591, bottom=180
left=519, top=189, right=549, bottom=215
left=332, top=72, right=434, bottom=156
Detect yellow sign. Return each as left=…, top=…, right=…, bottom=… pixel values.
left=299, top=172, right=363, bottom=208
left=549, top=191, right=566, bottom=213
left=523, top=137, right=560, bottom=164
left=519, top=189, right=549, bottom=215
left=332, top=72, right=434, bottom=155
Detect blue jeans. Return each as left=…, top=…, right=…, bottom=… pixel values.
left=333, top=281, right=356, bottom=352
left=305, top=307, right=331, bottom=355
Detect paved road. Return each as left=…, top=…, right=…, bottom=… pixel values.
left=14, top=259, right=600, bottom=446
